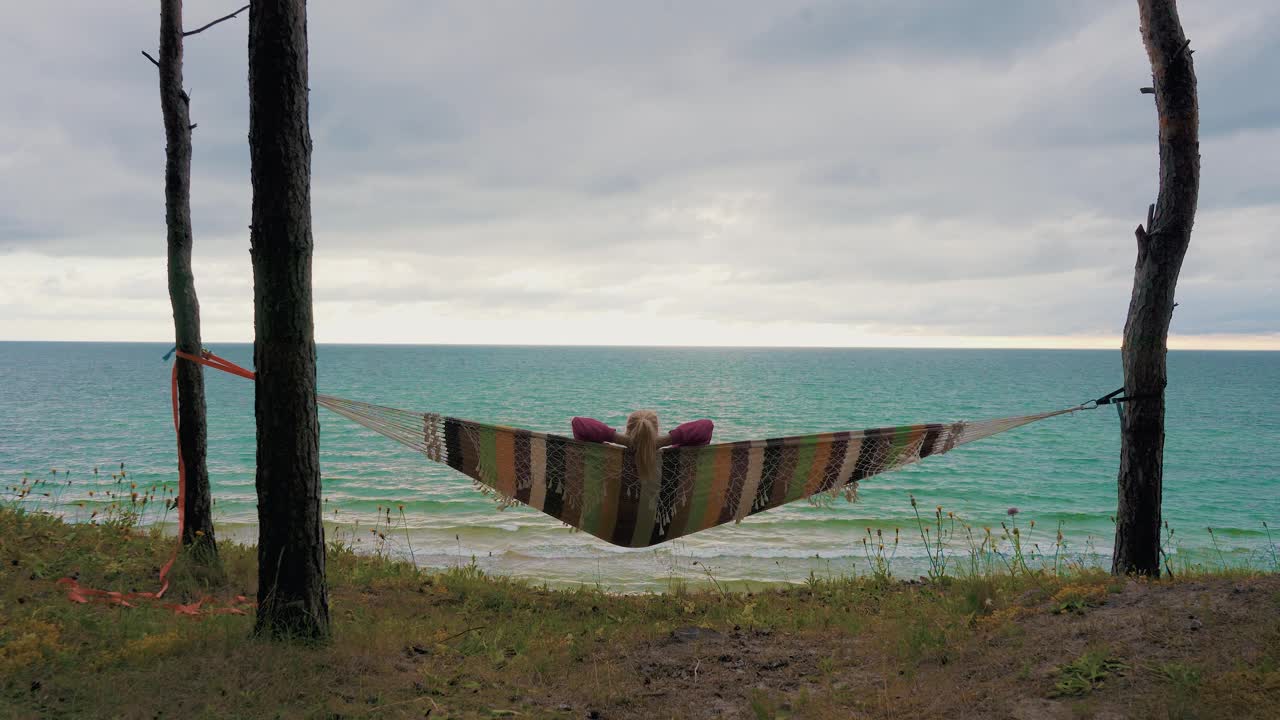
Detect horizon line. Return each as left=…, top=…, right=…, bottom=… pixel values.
left=2, top=338, right=1278, bottom=352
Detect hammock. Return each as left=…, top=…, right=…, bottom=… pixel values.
left=56, top=351, right=1097, bottom=612
left=315, top=394, right=1083, bottom=548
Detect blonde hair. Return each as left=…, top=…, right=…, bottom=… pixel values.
left=625, top=409, right=660, bottom=481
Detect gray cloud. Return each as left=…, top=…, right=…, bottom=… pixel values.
left=745, top=0, right=1113, bottom=65
left=0, top=1, right=1277, bottom=343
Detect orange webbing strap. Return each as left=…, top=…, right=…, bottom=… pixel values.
left=175, top=350, right=257, bottom=381
left=58, top=349, right=256, bottom=615
left=56, top=576, right=254, bottom=615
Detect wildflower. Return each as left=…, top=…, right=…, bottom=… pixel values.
left=909, top=495, right=917, bottom=508
left=1007, top=507, right=1019, bottom=517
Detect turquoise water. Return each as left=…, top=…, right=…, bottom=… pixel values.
left=1, top=342, right=1276, bottom=590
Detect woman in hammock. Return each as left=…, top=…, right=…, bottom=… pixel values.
left=571, top=410, right=713, bottom=480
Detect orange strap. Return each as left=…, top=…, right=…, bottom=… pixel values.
left=59, top=349, right=257, bottom=615
left=57, top=577, right=253, bottom=615
left=175, top=349, right=257, bottom=381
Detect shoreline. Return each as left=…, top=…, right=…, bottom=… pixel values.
left=9, top=493, right=1277, bottom=592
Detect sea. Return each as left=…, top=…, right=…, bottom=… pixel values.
left=1, top=342, right=1276, bottom=591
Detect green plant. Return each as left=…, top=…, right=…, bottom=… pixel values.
left=861, top=526, right=900, bottom=584
left=1050, top=584, right=1107, bottom=615
left=1154, top=661, right=1202, bottom=689
left=397, top=504, right=417, bottom=569
left=910, top=495, right=956, bottom=581
left=1051, top=650, right=1128, bottom=697
left=1208, top=526, right=1228, bottom=571
left=1264, top=521, right=1277, bottom=571
left=749, top=689, right=790, bottom=719
left=1161, top=520, right=1178, bottom=577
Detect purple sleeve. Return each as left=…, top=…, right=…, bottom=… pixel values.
left=668, top=419, right=714, bottom=447
left=572, top=416, right=616, bottom=443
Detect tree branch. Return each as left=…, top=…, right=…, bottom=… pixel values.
left=1172, top=37, right=1192, bottom=61
left=184, top=4, right=250, bottom=37
left=141, top=50, right=160, bottom=68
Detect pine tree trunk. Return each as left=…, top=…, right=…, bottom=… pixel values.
left=248, top=0, right=329, bottom=639
left=1112, top=0, right=1199, bottom=577
left=159, top=0, right=216, bottom=554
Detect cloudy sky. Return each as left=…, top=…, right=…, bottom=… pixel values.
left=1, top=1, right=1276, bottom=348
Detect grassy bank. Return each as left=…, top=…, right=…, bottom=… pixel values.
left=1, top=508, right=1278, bottom=719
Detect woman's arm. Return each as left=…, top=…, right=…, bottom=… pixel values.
left=665, top=419, right=714, bottom=447
left=571, top=416, right=623, bottom=444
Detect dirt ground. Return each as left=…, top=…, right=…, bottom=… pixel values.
left=515, top=575, right=1280, bottom=719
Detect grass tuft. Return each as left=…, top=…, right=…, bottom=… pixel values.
left=1050, top=650, right=1129, bottom=697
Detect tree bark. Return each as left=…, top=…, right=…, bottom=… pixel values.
left=248, top=0, right=329, bottom=639
left=159, top=0, right=217, bottom=555
left=1112, top=0, right=1199, bottom=577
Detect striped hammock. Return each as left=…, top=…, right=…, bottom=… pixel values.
left=317, top=395, right=1082, bottom=548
